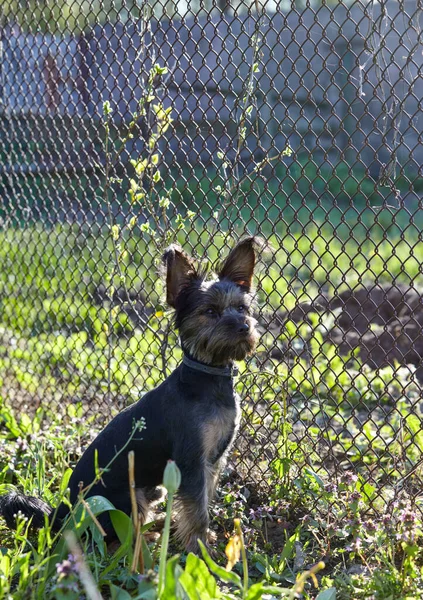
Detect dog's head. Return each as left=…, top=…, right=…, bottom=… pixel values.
left=163, top=238, right=262, bottom=366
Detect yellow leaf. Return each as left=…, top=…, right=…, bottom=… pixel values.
left=111, top=225, right=119, bottom=240
left=133, top=158, right=148, bottom=175
left=225, top=534, right=241, bottom=571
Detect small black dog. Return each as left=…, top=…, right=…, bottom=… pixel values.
left=0, top=237, right=260, bottom=552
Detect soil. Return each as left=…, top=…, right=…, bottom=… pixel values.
left=262, top=283, right=423, bottom=380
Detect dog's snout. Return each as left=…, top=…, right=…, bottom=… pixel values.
left=238, top=322, right=250, bottom=334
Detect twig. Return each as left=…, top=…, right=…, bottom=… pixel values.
left=132, top=516, right=144, bottom=574
left=128, top=450, right=139, bottom=531
left=64, top=530, right=103, bottom=600
left=81, top=499, right=107, bottom=537
left=128, top=450, right=145, bottom=573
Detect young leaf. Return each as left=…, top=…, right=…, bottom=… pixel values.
left=315, top=588, right=337, bottom=600
left=246, top=582, right=293, bottom=599
left=110, top=584, right=132, bottom=600
left=278, top=526, right=301, bottom=571
left=161, top=555, right=182, bottom=599
left=59, top=468, right=73, bottom=495
left=179, top=553, right=218, bottom=599
left=198, top=540, right=242, bottom=588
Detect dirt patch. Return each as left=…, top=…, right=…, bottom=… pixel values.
left=263, top=284, right=423, bottom=377
left=92, top=284, right=153, bottom=328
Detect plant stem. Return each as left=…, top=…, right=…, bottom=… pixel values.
left=235, top=519, right=248, bottom=598
left=158, top=490, right=174, bottom=597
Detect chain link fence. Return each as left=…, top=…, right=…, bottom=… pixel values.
left=1, top=0, right=423, bottom=513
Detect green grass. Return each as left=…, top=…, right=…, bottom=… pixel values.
left=3, top=145, right=423, bottom=237
left=2, top=223, right=423, bottom=598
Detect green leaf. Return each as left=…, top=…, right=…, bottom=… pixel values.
left=110, top=584, right=132, bottom=600
left=278, top=526, right=301, bottom=571
left=305, top=468, right=325, bottom=488
left=110, top=510, right=133, bottom=545
left=0, top=408, right=21, bottom=437
left=198, top=540, right=242, bottom=588
left=103, top=100, right=112, bottom=115
left=59, top=468, right=73, bottom=495
left=179, top=554, right=218, bottom=599
left=316, top=588, right=337, bottom=600
left=20, top=413, right=32, bottom=434
left=161, top=555, right=182, bottom=599
left=48, top=497, right=120, bottom=577
left=406, top=414, right=423, bottom=452
left=89, top=521, right=106, bottom=557
left=246, top=582, right=293, bottom=599
left=138, top=589, right=158, bottom=600
left=141, top=534, right=153, bottom=571
left=72, top=495, right=117, bottom=525
left=100, top=512, right=134, bottom=580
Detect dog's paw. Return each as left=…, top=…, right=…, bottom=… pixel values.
left=184, top=534, right=218, bottom=559
left=184, top=534, right=207, bottom=555
left=144, top=531, right=161, bottom=543
left=207, top=529, right=217, bottom=544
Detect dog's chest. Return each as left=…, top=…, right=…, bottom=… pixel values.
left=202, top=399, right=240, bottom=464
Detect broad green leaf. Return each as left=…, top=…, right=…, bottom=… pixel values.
left=161, top=555, right=181, bottom=599
left=89, top=521, right=106, bottom=558
left=278, top=526, right=301, bottom=571
left=179, top=553, right=218, bottom=599
left=138, top=576, right=158, bottom=598
left=141, top=535, right=153, bottom=571
left=48, top=498, right=122, bottom=577
left=305, top=468, right=324, bottom=488
left=110, top=584, right=132, bottom=600
left=110, top=510, right=133, bottom=545
left=1, top=409, right=20, bottom=438
left=71, top=495, right=117, bottom=525
left=316, top=588, right=337, bottom=600
left=138, top=589, right=159, bottom=600
left=198, top=540, right=242, bottom=588
left=246, top=582, right=293, bottom=599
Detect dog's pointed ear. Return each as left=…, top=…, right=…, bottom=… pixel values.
left=163, top=245, right=197, bottom=307
left=218, top=237, right=259, bottom=291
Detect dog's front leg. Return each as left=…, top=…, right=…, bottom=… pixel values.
left=174, top=461, right=209, bottom=553
left=205, top=458, right=225, bottom=502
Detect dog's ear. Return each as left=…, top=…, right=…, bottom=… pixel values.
left=163, top=245, right=197, bottom=307
left=218, top=237, right=260, bottom=291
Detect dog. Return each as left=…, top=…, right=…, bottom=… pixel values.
left=0, top=237, right=261, bottom=552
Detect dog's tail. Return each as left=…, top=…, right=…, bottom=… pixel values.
left=0, top=491, right=60, bottom=531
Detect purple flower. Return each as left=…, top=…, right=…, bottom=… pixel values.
left=325, top=482, right=338, bottom=493
left=346, top=537, right=362, bottom=552
left=340, top=472, right=358, bottom=486
left=363, top=520, right=377, bottom=532
left=56, top=555, right=77, bottom=578
left=16, top=437, right=28, bottom=453
left=399, top=510, right=417, bottom=526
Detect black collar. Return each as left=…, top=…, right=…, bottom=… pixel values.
left=182, top=354, right=238, bottom=378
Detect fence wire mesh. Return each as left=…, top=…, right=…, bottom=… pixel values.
left=1, top=0, right=423, bottom=514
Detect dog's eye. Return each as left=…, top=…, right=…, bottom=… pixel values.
left=205, top=308, right=218, bottom=317
left=237, top=304, right=247, bottom=313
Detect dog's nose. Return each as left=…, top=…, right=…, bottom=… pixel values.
left=238, top=322, right=250, bottom=334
